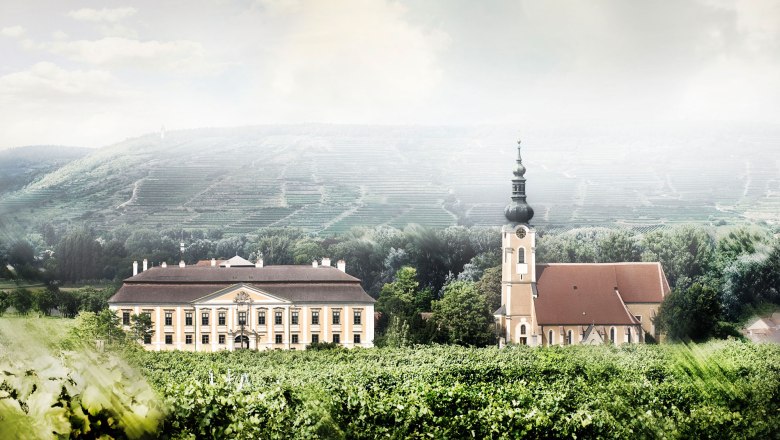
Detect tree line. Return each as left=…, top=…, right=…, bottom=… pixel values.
left=1, top=222, right=779, bottom=344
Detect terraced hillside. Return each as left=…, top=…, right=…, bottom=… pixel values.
left=0, top=124, right=777, bottom=236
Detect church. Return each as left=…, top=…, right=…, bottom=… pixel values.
left=494, top=141, right=669, bottom=346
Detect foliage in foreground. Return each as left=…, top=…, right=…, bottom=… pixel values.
left=0, top=317, right=163, bottom=439
left=3, top=316, right=780, bottom=439
left=125, top=342, right=780, bottom=439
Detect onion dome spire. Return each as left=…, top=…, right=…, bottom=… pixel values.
left=504, top=139, right=534, bottom=224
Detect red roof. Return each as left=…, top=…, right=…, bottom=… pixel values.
left=534, top=263, right=667, bottom=326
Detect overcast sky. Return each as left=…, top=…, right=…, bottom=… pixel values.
left=1, top=0, right=779, bottom=149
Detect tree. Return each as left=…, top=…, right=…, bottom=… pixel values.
left=9, top=288, right=34, bottom=315
left=720, top=241, right=780, bottom=320
left=331, top=236, right=384, bottom=295
left=8, top=240, right=35, bottom=267
left=404, top=225, right=450, bottom=293
left=292, top=239, right=325, bottom=264
left=656, top=283, right=721, bottom=342
left=57, top=290, right=80, bottom=318
left=252, top=228, right=303, bottom=264
left=96, top=309, right=125, bottom=345
left=475, top=266, right=502, bottom=313
left=431, top=280, right=495, bottom=347
left=536, top=229, right=602, bottom=263
left=597, top=229, right=641, bottom=262
left=0, top=290, right=9, bottom=316
left=55, top=228, right=103, bottom=281
left=716, top=227, right=768, bottom=264
left=62, top=310, right=125, bottom=349
left=77, top=287, right=114, bottom=313
left=641, top=226, right=715, bottom=289
left=382, top=315, right=412, bottom=348
left=34, top=285, right=59, bottom=315
left=130, top=313, right=154, bottom=343
left=376, top=267, right=432, bottom=319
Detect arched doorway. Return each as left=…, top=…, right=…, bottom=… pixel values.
left=234, top=334, right=250, bottom=350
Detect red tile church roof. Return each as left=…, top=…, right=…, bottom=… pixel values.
left=534, top=263, right=667, bottom=326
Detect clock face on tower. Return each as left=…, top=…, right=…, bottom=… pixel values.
left=516, top=228, right=526, bottom=239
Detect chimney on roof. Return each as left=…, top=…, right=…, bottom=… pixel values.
left=133, top=261, right=138, bottom=276
left=256, top=257, right=264, bottom=268
left=322, top=257, right=331, bottom=267
left=211, top=258, right=216, bottom=267
left=143, top=259, right=148, bottom=272
left=312, top=260, right=318, bottom=268
left=337, top=259, right=346, bottom=272
left=161, top=262, right=167, bottom=268
left=179, top=261, right=185, bottom=268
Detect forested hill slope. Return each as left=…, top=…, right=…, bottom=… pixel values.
left=0, top=123, right=778, bottom=236
left=0, top=145, right=90, bottom=195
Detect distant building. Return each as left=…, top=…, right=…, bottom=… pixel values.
left=742, top=313, right=780, bottom=343
left=108, top=256, right=375, bottom=351
left=494, top=141, right=669, bottom=346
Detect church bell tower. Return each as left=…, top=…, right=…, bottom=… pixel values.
left=497, top=140, right=537, bottom=346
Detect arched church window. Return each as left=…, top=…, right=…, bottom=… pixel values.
left=520, top=324, right=526, bottom=335
left=610, top=327, right=616, bottom=344
left=548, top=330, right=554, bottom=346
left=518, top=247, right=526, bottom=264
left=567, top=330, right=573, bottom=345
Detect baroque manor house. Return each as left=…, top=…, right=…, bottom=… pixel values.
left=494, top=141, right=669, bottom=346
left=109, top=256, right=375, bottom=351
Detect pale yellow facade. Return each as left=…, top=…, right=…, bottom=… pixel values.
left=111, top=284, right=375, bottom=351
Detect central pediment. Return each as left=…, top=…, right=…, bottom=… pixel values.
left=193, top=283, right=290, bottom=304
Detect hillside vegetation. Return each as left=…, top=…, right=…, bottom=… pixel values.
left=0, top=145, right=89, bottom=196
left=2, top=123, right=778, bottom=237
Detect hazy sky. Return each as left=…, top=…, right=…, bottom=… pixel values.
left=1, top=0, right=779, bottom=149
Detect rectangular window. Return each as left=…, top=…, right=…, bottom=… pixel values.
left=333, top=333, right=340, bottom=344
left=258, top=310, right=266, bottom=325
left=218, top=311, right=226, bottom=326
left=275, top=334, right=283, bottom=344
left=122, top=311, right=130, bottom=326
left=165, top=334, right=173, bottom=344
left=219, top=334, right=225, bottom=344
left=185, top=312, right=193, bottom=326
left=311, top=334, right=319, bottom=344
left=164, top=312, right=173, bottom=326
left=275, top=311, right=283, bottom=325
left=144, top=334, right=151, bottom=344
left=185, top=334, right=193, bottom=345
left=353, top=310, right=362, bottom=325
left=353, top=334, right=361, bottom=344
left=292, top=334, right=299, bottom=344
left=238, top=311, right=247, bottom=326
left=332, top=310, right=341, bottom=325
left=291, top=311, right=299, bottom=325
left=202, top=312, right=209, bottom=326
left=311, top=310, right=320, bottom=325
left=202, top=334, right=210, bottom=344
